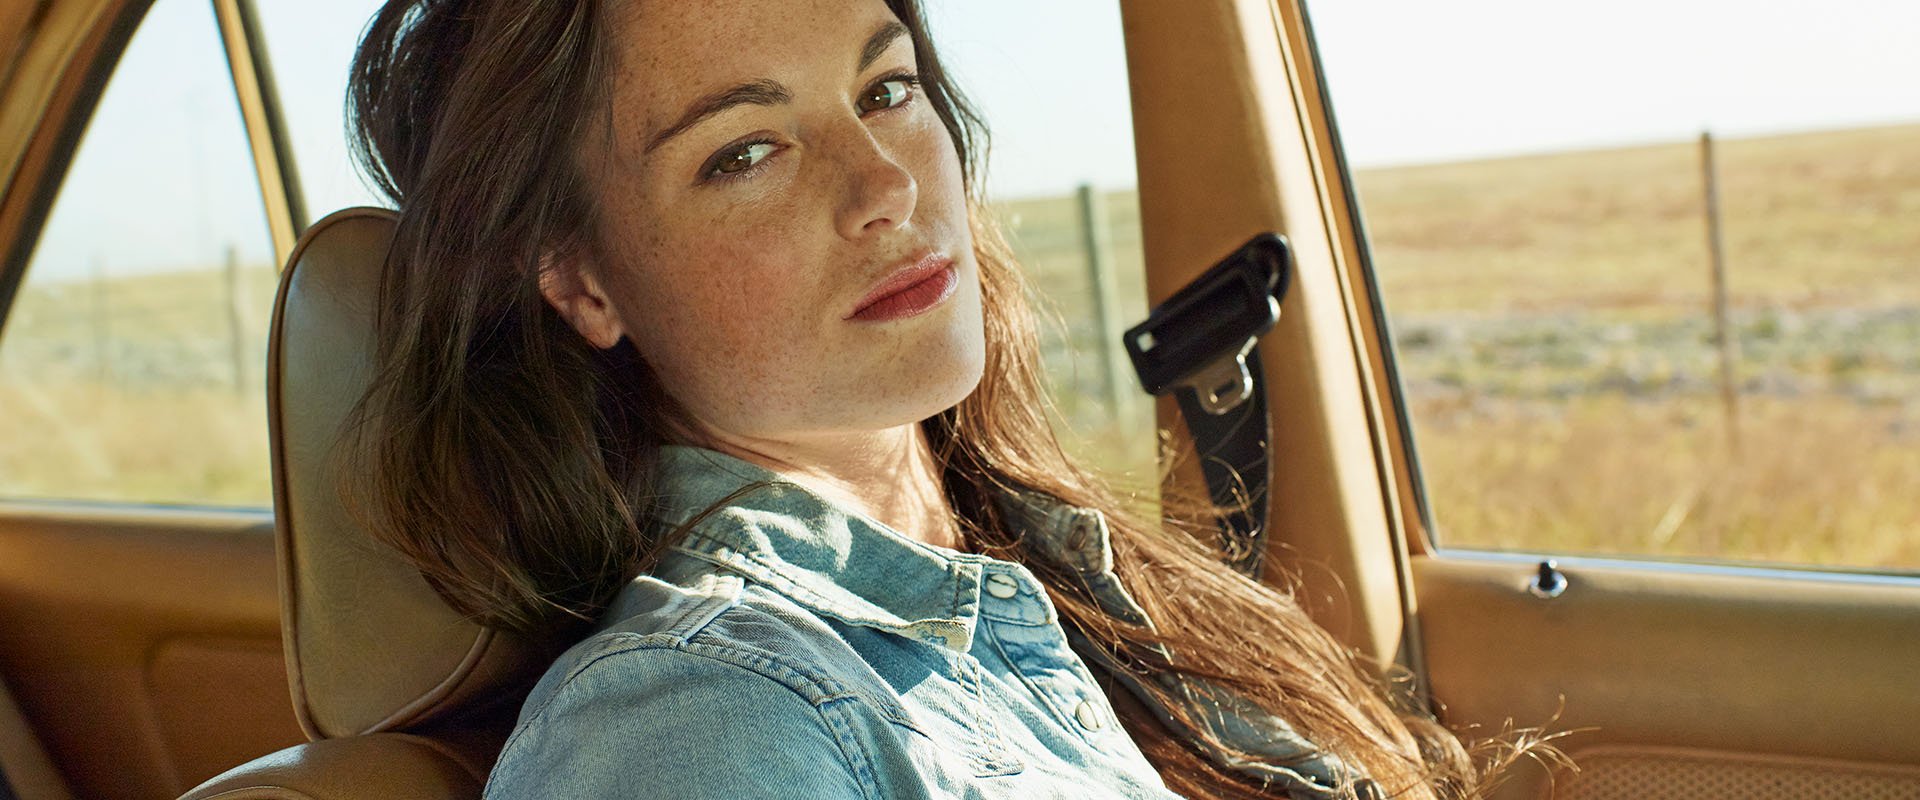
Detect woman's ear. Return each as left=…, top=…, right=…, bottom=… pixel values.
left=537, top=251, right=627, bottom=350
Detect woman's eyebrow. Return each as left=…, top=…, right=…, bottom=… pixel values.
left=644, top=79, right=791, bottom=155
left=642, top=20, right=910, bottom=156
left=857, top=21, right=909, bottom=75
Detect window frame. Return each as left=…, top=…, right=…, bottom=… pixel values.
left=209, top=0, right=307, bottom=263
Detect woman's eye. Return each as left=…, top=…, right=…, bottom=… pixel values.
left=856, top=77, right=918, bottom=114
left=701, top=75, right=917, bottom=183
left=708, top=141, right=777, bottom=178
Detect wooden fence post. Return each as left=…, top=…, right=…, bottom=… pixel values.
left=1701, top=131, right=1741, bottom=453
left=91, top=255, right=108, bottom=384
left=1077, top=183, right=1131, bottom=420
left=226, top=244, right=247, bottom=394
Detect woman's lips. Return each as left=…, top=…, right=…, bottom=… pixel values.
left=846, top=255, right=957, bottom=322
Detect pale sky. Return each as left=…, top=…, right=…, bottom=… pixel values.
left=23, top=0, right=1920, bottom=281
left=1309, top=0, right=1920, bottom=167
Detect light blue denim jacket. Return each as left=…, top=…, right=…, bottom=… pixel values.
left=484, top=446, right=1365, bottom=799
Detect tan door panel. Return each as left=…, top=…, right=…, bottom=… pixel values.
left=1551, top=745, right=1920, bottom=800
left=1414, top=554, right=1920, bottom=798
left=0, top=504, right=304, bottom=800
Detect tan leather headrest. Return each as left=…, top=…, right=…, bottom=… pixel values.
left=269, top=208, right=544, bottom=739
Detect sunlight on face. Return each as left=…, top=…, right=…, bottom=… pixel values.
left=570, top=0, right=985, bottom=443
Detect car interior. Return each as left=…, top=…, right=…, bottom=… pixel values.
left=0, top=0, right=1916, bottom=799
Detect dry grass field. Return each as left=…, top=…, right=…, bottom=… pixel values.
left=0, top=265, right=279, bottom=505
left=0, top=377, right=270, bottom=506
left=1, top=123, right=1913, bottom=573
left=1358, top=124, right=1920, bottom=571
left=1360, top=123, right=1920, bottom=313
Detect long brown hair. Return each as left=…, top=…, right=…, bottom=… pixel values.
left=343, top=2, right=1528, bottom=797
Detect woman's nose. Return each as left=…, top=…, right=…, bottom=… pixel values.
left=834, top=131, right=918, bottom=240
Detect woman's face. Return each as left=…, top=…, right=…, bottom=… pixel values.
left=546, top=0, right=985, bottom=444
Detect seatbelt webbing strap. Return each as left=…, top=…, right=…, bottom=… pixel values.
left=1174, top=346, right=1270, bottom=579
left=1123, top=233, right=1290, bottom=580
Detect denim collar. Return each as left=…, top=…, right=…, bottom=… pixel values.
left=643, top=445, right=1125, bottom=652
left=646, top=445, right=1011, bottom=652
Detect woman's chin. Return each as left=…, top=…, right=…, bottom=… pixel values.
left=880, top=356, right=988, bottom=430
left=857, top=300, right=986, bottom=425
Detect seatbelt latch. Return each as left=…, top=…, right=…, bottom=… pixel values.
left=1123, top=233, right=1291, bottom=412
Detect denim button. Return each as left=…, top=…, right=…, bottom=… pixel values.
left=1073, top=699, right=1104, bottom=730
left=985, top=573, right=1020, bottom=599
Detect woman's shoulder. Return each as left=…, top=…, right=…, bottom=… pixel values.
left=486, top=574, right=911, bottom=798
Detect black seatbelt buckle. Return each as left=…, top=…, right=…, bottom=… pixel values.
left=1123, top=233, right=1291, bottom=414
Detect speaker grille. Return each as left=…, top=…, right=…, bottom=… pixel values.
left=1560, top=748, right=1920, bottom=800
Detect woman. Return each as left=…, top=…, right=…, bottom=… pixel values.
left=342, top=0, right=1526, bottom=797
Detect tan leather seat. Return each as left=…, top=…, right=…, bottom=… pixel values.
left=181, top=209, right=564, bottom=800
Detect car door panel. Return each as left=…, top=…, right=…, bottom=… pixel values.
left=0, top=505, right=303, bottom=800
left=1415, top=555, right=1920, bottom=797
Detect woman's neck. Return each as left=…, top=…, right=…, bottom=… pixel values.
left=681, top=422, right=963, bottom=551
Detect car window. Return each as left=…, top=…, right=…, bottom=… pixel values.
left=0, top=0, right=279, bottom=508
left=1309, top=0, right=1920, bottom=571
left=929, top=0, right=1157, bottom=493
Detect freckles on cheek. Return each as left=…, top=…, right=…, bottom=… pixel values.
left=676, top=247, right=813, bottom=369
